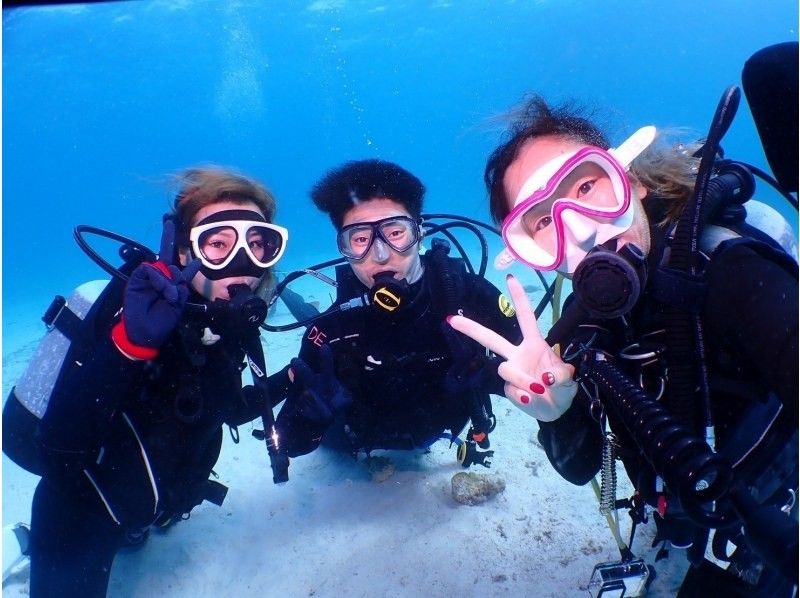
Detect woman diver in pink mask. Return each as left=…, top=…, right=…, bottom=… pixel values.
left=450, top=96, right=798, bottom=596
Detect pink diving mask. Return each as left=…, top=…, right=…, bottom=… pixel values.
left=496, top=126, right=657, bottom=274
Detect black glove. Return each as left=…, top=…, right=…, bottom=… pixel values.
left=442, top=321, right=503, bottom=395
left=225, top=385, right=266, bottom=427
left=282, top=345, right=352, bottom=426
left=112, top=219, right=201, bottom=358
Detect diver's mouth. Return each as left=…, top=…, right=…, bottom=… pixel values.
left=222, top=281, right=255, bottom=301
left=373, top=270, right=397, bottom=282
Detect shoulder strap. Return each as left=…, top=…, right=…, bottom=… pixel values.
left=333, top=263, right=364, bottom=304
left=423, top=245, right=468, bottom=318
left=653, top=218, right=798, bottom=312
left=707, top=231, right=798, bottom=279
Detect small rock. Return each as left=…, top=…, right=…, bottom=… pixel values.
left=366, top=456, right=395, bottom=482
left=451, top=472, right=506, bottom=505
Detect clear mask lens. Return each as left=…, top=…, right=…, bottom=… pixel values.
left=501, top=147, right=633, bottom=272
left=338, top=216, right=419, bottom=260
left=191, top=220, right=288, bottom=270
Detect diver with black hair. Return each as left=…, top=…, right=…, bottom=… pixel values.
left=450, top=77, right=798, bottom=597
left=2, top=167, right=290, bottom=597
left=273, top=159, right=521, bottom=463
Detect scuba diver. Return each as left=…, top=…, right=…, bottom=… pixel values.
left=2, top=167, right=289, bottom=597
left=272, top=159, right=521, bottom=465
left=449, top=83, right=798, bottom=596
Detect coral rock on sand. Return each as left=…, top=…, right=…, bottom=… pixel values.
left=367, top=456, right=395, bottom=482
left=451, top=472, right=506, bottom=505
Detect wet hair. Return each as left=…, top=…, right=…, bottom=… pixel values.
left=170, top=166, right=279, bottom=294
left=171, top=166, right=277, bottom=234
left=484, top=95, right=698, bottom=225
left=485, top=96, right=609, bottom=224
left=628, top=135, right=701, bottom=223
left=311, top=159, right=425, bottom=229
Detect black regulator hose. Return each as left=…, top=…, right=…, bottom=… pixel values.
left=700, top=161, right=756, bottom=225
left=422, top=212, right=552, bottom=293
left=424, top=220, right=487, bottom=277
left=580, top=353, right=737, bottom=528
left=74, top=224, right=157, bottom=282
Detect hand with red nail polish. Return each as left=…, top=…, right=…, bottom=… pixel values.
left=448, top=274, right=576, bottom=421
left=530, top=382, right=546, bottom=394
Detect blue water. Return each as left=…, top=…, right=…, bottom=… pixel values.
left=3, top=0, right=798, bottom=328
left=1, top=4, right=798, bottom=596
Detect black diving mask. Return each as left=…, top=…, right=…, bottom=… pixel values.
left=337, top=216, right=421, bottom=260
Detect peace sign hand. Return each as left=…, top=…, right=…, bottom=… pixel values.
left=448, top=274, right=577, bottom=422
left=120, top=219, right=202, bottom=351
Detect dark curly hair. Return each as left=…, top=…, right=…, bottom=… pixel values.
left=484, top=96, right=609, bottom=224
left=311, top=159, right=425, bottom=229
left=485, top=96, right=701, bottom=226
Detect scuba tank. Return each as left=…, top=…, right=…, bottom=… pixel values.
left=4, top=228, right=154, bottom=476
left=3, top=279, right=115, bottom=475
left=14, top=280, right=108, bottom=419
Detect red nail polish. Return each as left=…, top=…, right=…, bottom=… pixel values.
left=542, top=372, right=555, bottom=386
left=530, top=382, right=545, bottom=394
left=520, top=395, right=531, bottom=404
left=446, top=315, right=453, bottom=324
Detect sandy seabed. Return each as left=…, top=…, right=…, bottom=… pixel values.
left=2, top=297, right=690, bottom=597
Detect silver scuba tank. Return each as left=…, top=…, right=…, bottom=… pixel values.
left=700, top=200, right=799, bottom=263
left=14, top=280, right=108, bottom=419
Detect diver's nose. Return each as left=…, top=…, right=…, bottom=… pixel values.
left=561, top=210, right=598, bottom=251
left=370, top=238, right=391, bottom=263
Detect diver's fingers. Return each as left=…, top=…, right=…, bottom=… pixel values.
left=503, top=382, right=554, bottom=420
left=506, top=274, right=543, bottom=342
left=497, top=360, right=536, bottom=393
left=318, top=344, right=335, bottom=379
left=504, top=383, right=531, bottom=408
left=543, top=362, right=577, bottom=388
left=158, top=218, right=176, bottom=266
left=448, top=315, right=516, bottom=360
left=504, top=381, right=569, bottom=422
left=179, top=258, right=202, bottom=285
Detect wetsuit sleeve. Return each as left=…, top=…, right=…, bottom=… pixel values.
left=535, top=297, right=605, bottom=485
left=274, top=325, right=330, bottom=457
left=224, top=364, right=293, bottom=427
left=704, top=242, right=799, bottom=420
left=536, top=394, right=604, bottom=485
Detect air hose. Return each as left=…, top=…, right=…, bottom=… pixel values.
left=579, top=353, right=737, bottom=528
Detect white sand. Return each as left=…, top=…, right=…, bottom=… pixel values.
left=2, top=298, right=689, bottom=597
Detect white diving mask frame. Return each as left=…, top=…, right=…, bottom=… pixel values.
left=189, top=219, right=289, bottom=271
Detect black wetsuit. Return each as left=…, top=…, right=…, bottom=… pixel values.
left=276, top=254, right=521, bottom=457
left=537, top=203, right=799, bottom=595
left=9, top=289, right=268, bottom=597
